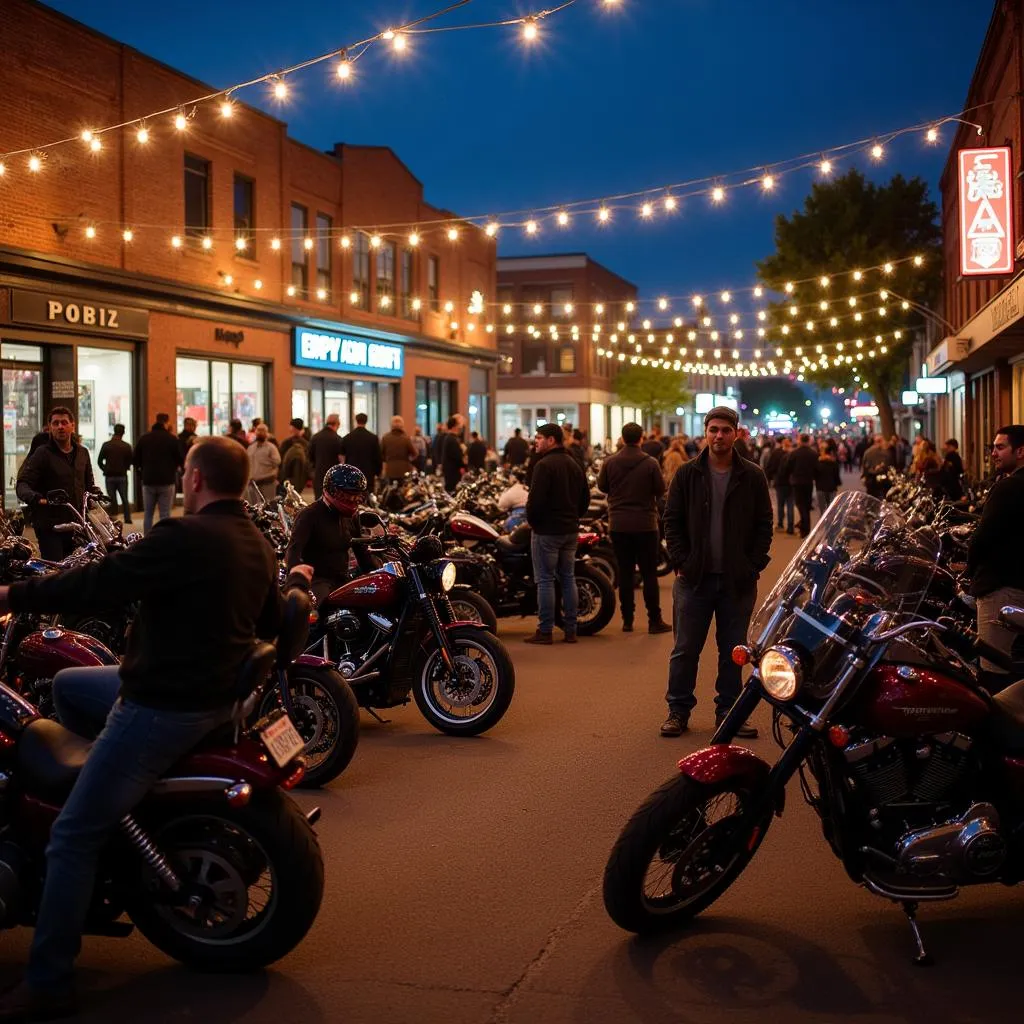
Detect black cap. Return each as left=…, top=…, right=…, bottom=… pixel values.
left=704, top=406, right=739, bottom=429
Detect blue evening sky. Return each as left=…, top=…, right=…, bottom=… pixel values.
left=44, top=0, right=992, bottom=307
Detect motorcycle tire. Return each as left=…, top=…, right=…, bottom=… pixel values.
left=656, top=540, right=673, bottom=577
left=603, top=773, right=772, bottom=934
left=414, top=625, right=515, bottom=736
left=260, top=668, right=361, bottom=788
left=586, top=544, right=619, bottom=588
left=127, top=789, right=324, bottom=969
left=556, top=562, right=616, bottom=636
left=448, top=590, right=500, bottom=634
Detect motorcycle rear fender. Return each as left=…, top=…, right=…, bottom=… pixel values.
left=678, top=744, right=785, bottom=815
left=149, top=736, right=304, bottom=797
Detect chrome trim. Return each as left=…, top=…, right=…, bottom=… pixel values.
left=149, top=776, right=237, bottom=795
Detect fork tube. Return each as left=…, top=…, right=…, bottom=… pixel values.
left=712, top=675, right=765, bottom=744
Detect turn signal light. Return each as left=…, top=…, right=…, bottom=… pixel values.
left=280, top=762, right=306, bottom=790
left=731, top=645, right=752, bottom=666
left=828, top=725, right=851, bottom=748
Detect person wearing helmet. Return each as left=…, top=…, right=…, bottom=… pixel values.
left=285, top=464, right=375, bottom=606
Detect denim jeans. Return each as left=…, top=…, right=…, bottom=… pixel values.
left=665, top=573, right=757, bottom=717
left=531, top=532, right=578, bottom=634
left=142, top=484, right=174, bottom=534
left=104, top=476, right=131, bottom=522
left=774, top=485, right=794, bottom=531
left=27, top=665, right=231, bottom=990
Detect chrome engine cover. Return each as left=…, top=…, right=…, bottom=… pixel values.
left=895, top=802, right=1006, bottom=884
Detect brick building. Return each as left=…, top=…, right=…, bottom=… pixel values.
left=928, top=0, right=1024, bottom=476
left=0, top=0, right=496, bottom=506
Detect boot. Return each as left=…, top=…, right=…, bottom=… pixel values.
left=562, top=629, right=578, bottom=644
left=648, top=619, right=672, bottom=635
left=524, top=630, right=553, bottom=645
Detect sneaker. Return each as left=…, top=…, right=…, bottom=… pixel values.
left=660, top=713, right=688, bottom=737
left=716, top=714, right=758, bottom=739
left=622, top=620, right=634, bottom=633
left=524, top=630, right=553, bottom=645
left=648, top=620, right=672, bottom=635
left=0, top=980, right=77, bottom=1021
left=562, top=630, right=578, bottom=644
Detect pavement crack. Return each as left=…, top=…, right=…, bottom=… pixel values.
left=487, top=883, right=601, bottom=1023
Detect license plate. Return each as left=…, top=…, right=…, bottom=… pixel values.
left=260, top=714, right=306, bottom=768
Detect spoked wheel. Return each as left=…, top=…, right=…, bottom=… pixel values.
left=556, top=563, right=616, bottom=636
left=603, top=774, right=772, bottom=933
left=448, top=590, right=499, bottom=633
left=414, top=626, right=515, bottom=735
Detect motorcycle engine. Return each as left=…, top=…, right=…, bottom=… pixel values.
left=326, top=610, right=363, bottom=642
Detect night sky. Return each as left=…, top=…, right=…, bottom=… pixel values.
left=44, top=0, right=991, bottom=310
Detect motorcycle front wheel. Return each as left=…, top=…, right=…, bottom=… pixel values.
left=128, top=790, right=324, bottom=969
left=414, top=626, right=515, bottom=735
left=603, top=774, right=772, bottom=934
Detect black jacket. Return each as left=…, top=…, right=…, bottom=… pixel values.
left=133, top=424, right=182, bottom=486
left=764, top=447, right=785, bottom=485
left=468, top=440, right=488, bottom=471
left=814, top=457, right=842, bottom=492
left=786, top=445, right=820, bottom=487
left=340, top=426, right=383, bottom=483
left=97, top=437, right=133, bottom=477
left=16, top=439, right=94, bottom=532
left=503, top=436, right=529, bottom=466
left=642, top=439, right=665, bottom=463
left=968, top=467, right=1024, bottom=597
left=526, top=446, right=589, bottom=535
left=940, top=451, right=965, bottom=500
left=662, top=447, right=773, bottom=589
left=285, top=500, right=373, bottom=584
left=178, top=428, right=197, bottom=463
left=309, top=427, right=345, bottom=497
left=597, top=446, right=665, bottom=532
left=442, top=432, right=465, bottom=473
left=10, top=500, right=280, bottom=710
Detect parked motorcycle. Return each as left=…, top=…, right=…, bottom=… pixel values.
left=603, top=491, right=1024, bottom=965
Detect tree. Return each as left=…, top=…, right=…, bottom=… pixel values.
left=613, top=364, right=692, bottom=424
left=757, top=170, right=942, bottom=439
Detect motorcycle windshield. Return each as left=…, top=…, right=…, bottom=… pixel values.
left=748, top=491, right=941, bottom=651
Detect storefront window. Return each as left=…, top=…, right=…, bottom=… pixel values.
left=324, top=387, right=351, bottom=428
left=294, top=376, right=394, bottom=435
left=2, top=349, right=43, bottom=510
left=415, top=377, right=453, bottom=436
left=212, top=361, right=231, bottom=437
left=352, top=380, right=377, bottom=429
left=76, top=347, right=133, bottom=454
left=231, top=362, right=263, bottom=428
left=176, top=357, right=266, bottom=437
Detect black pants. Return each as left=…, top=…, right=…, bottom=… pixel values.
left=610, top=530, right=661, bottom=625
left=36, top=528, right=73, bottom=562
left=793, top=482, right=814, bottom=537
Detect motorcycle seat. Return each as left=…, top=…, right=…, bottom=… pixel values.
left=990, top=678, right=1024, bottom=749
left=18, top=718, right=91, bottom=799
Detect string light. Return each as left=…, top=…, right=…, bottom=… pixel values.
left=337, top=57, right=353, bottom=80
left=820, top=158, right=832, bottom=175
left=84, top=225, right=96, bottom=239
left=556, top=211, right=570, bottom=226
left=220, top=99, right=234, bottom=118
left=174, top=112, right=188, bottom=131
left=171, top=235, right=182, bottom=248
left=349, top=290, right=359, bottom=303
left=447, top=226, right=459, bottom=241
left=288, top=285, right=297, bottom=297
left=201, top=236, right=213, bottom=249
left=235, top=237, right=247, bottom=251
left=412, top=298, right=422, bottom=311
left=28, top=155, right=41, bottom=172
left=136, top=126, right=150, bottom=144
left=272, top=78, right=288, bottom=101
left=254, top=279, right=263, bottom=290
left=762, top=173, right=775, bottom=191
left=485, top=222, right=499, bottom=237
left=522, top=17, right=539, bottom=41
left=525, top=219, right=538, bottom=235
left=340, top=235, right=352, bottom=249
left=305, top=236, right=315, bottom=250
left=640, top=202, right=653, bottom=218
left=0, top=162, right=5, bottom=177
left=89, top=137, right=102, bottom=153
left=711, top=187, right=725, bottom=203
left=271, top=238, right=281, bottom=250
left=369, top=234, right=382, bottom=249
left=664, top=195, right=677, bottom=211
left=392, top=33, right=407, bottom=52
left=871, top=143, right=884, bottom=160
left=122, top=228, right=133, bottom=242
left=926, top=126, right=939, bottom=143
left=597, top=207, right=611, bottom=223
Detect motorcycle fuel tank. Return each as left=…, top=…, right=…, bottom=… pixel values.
left=17, top=628, right=118, bottom=679
left=449, top=513, right=500, bottom=542
left=858, top=664, right=990, bottom=737
left=327, top=569, right=404, bottom=610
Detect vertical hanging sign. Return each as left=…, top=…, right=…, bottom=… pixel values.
left=959, top=146, right=1015, bottom=276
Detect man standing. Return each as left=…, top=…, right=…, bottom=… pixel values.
left=441, top=415, right=466, bottom=492
left=225, top=418, right=249, bottom=448
left=411, top=425, right=429, bottom=472
left=525, top=423, right=590, bottom=645
left=431, top=420, right=448, bottom=475
left=861, top=434, right=895, bottom=497
left=97, top=424, right=133, bottom=524
left=16, top=407, right=95, bottom=560
left=467, top=431, right=488, bottom=472
left=642, top=427, right=665, bottom=462
left=340, top=413, right=383, bottom=495
left=279, top=419, right=310, bottom=495
left=248, top=423, right=281, bottom=502
left=786, top=433, right=820, bottom=538
left=766, top=437, right=794, bottom=534
left=381, top=416, right=418, bottom=480
left=503, top=428, right=529, bottom=469
left=133, top=413, right=182, bottom=535
left=967, top=425, right=1024, bottom=688
left=177, top=417, right=198, bottom=462
left=939, top=438, right=965, bottom=500
left=309, top=414, right=345, bottom=500
left=660, top=407, right=772, bottom=738
left=597, top=422, right=671, bottom=635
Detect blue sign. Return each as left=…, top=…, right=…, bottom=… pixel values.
left=293, top=326, right=404, bottom=378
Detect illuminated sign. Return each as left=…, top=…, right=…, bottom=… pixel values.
left=915, top=376, right=948, bottom=395
left=959, top=147, right=1014, bottom=276
left=695, top=393, right=714, bottom=415
left=293, top=327, right=403, bottom=378
left=901, top=390, right=921, bottom=405
left=851, top=404, right=880, bottom=418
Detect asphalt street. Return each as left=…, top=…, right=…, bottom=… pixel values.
left=1, top=517, right=1019, bottom=1023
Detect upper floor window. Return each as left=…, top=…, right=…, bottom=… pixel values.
left=291, top=204, right=308, bottom=292
left=551, top=286, right=574, bottom=319
left=316, top=213, right=332, bottom=301
left=233, top=174, right=255, bottom=255
left=184, top=154, right=210, bottom=239
left=400, top=249, right=415, bottom=319
left=376, top=242, right=396, bottom=314
left=353, top=233, right=371, bottom=308
left=428, top=256, right=440, bottom=311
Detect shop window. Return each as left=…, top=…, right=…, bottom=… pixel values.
left=428, top=256, right=440, bottom=311
left=175, top=357, right=266, bottom=437
left=291, top=204, right=308, bottom=293
left=377, top=242, right=396, bottom=314
left=498, top=339, right=515, bottom=376
left=76, top=347, right=133, bottom=457
left=557, top=345, right=576, bottom=373
left=353, top=380, right=378, bottom=430
left=400, top=249, right=415, bottom=319
left=551, top=286, right=574, bottom=319
left=184, top=154, right=210, bottom=239
left=415, top=377, right=453, bottom=436
left=354, top=233, right=371, bottom=308
left=316, top=213, right=332, bottom=301
left=233, top=174, right=255, bottom=254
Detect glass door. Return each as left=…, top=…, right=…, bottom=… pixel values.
left=3, top=367, right=43, bottom=509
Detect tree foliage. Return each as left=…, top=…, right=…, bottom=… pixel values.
left=756, top=170, right=942, bottom=438
left=613, top=364, right=692, bottom=422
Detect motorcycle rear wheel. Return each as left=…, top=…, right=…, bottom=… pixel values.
left=448, top=590, right=500, bottom=634
left=603, top=774, right=771, bottom=934
left=556, top=563, right=616, bottom=636
left=128, top=790, right=324, bottom=969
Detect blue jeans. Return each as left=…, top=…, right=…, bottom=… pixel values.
left=142, top=484, right=174, bottom=534
left=531, top=532, right=578, bottom=634
left=28, top=666, right=231, bottom=990
left=104, top=476, right=131, bottom=522
left=666, top=574, right=757, bottom=717
left=774, top=485, right=794, bottom=531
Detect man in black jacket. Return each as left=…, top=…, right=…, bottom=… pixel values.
left=441, top=415, right=466, bottom=492
left=597, top=422, right=670, bottom=634
left=786, top=433, right=820, bottom=538
left=503, top=428, right=529, bottom=468
left=967, top=424, right=1024, bottom=686
left=97, top=424, right=133, bottom=523
left=525, top=423, right=590, bottom=644
left=0, top=437, right=313, bottom=1018
left=16, top=406, right=95, bottom=561
left=661, top=407, right=773, bottom=738
left=309, top=414, right=344, bottom=500
left=940, top=438, right=965, bottom=500
left=765, top=437, right=794, bottom=533
left=133, top=413, right=183, bottom=535
left=340, top=413, right=383, bottom=495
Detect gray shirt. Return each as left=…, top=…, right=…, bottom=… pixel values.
left=708, top=465, right=732, bottom=573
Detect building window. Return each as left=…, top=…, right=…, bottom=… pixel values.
left=184, top=154, right=210, bottom=239
left=400, top=249, right=415, bottom=318
left=551, top=286, right=574, bottom=319
left=376, top=241, right=396, bottom=314
left=557, top=345, right=576, bottom=373
left=354, top=233, right=371, bottom=308
left=316, top=213, right=332, bottom=301
left=291, top=204, right=308, bottom=293
left=175, top=356, right=266, bottom=437
left=415, top=377, right=454, bottom=437
left=498, top=340, right=515, bottom=376
left=521, top=339, right=548, bottom=376
left=428, top=255, right=440, bottom=311
left=233, top=174, right=255, bottom=254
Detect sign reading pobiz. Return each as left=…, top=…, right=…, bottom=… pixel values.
left=959, top=146, right=1015, bottom=276
left=293, top=326, right=403, bottom=378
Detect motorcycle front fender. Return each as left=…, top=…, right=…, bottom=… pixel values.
left=292, top=654, right=334, bottom=669
left=677, top=744, right=785, bottom=816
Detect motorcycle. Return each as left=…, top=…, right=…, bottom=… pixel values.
left=603, top=491, right=1024, bottom=965
left=0, top=590, right=324, bottom=969
left=307, top=512, right=516, bottom=735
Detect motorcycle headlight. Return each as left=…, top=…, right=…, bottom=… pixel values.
left=759, top=645, right=802, bottom=701
left=440, top=560, right=457, bottom=592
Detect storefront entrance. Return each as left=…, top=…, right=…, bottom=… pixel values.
left=292, top=376, right=396, bottom=434
left=2, top=354, right=43, bottom=509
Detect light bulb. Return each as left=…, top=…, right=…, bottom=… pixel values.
left=28, top=154, right=41, bottom=171
left=640, top=202, right=653, bottom=218
left=136, top=126, right=150, bottom=144
left=557, top=211, right=570, bottom=226
left=819, top=300, right=828, bottom=310
left=626, top=301, right=635, bottom=312
left=0, top=163, right=5, bottom=177
left=447, top=226, right=459, bottom=241
left=408, top=232, right=419, bottom=246
left=392, top=33, right=406, bottom=52
left=223, top=274, right=233, bottom=286
left=533, top=303, right=543, bottom=315
left=784, top=282, right=795, bottom=293
left=871, top=143, right=884, bottom=160
left=84, top=225, right=96, bottom=239
left=914, top=254, right=924, bottom=266
left=350, top=290, right=359, bottom=303
left=596, top=303, right=605, bottom=314
left=820, top=158, right=833, bottom=175
left=340, top=236, right=351, bottom=249
left=819, top=275, right=830, bottom=287
left=853, top=270, right=863, bottom=281
left=721, top=291, right=731, bottom=303
left=789, top=305, right=798, bottom=316
left=692, top=295, right=703, bottom=307
left=254, top=279, right=263, bottom=290
left=271, top=238, right=281, bottom=250
left=89, top=137, right=102, bottom=153
left=171, top=235, right=182, bottom=248
left=444, top=300, right=454, bottom=313
left=380, top=294, right=391, bottom=307
left=235, top=237, right=247, bottom=251
left=522, top=17, right=539, bottom=41
left=664, top=195, right=677, bottom=211
left=762, top=174, right=774, bottom=190
left=288, top=285, right=297, bottom=297
left=382, top=29, right=395, bottom=40
left=712, top=187, right=725, bottom=203
left=485, top=222, right=499, bottom=237
left=883, top=262, right=894, bottom=274
left=122, top=229, right=133, bottom=242
left=525, top=220, right=538, bottom=235
left=412, top=298, right=422, bottom=311
left=753, top=286, right=763, bottom=298
left=369, top=234, right=381, bottom=249
left=220, top=100, right=234, bottom=118
left=174, top=112, right=188, bottom=131
left=81, top=130, right=94, bottom=143
left=926, top=127, right=938, bottom=143
left=316, top=288, right=327, bottom=300
left=597, top=207, right=610, bottom=222
left=201, top=236, right=212, bottom=250
left=273, top=79, right=288, bottom=100
left=337, top=59, right=352, bottom=80
left=304, top=237, right=314, bottom=250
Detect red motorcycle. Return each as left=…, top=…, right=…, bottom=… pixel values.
left=0, top=593, right=325, bottom=969
left=603, top=492, right=1024, bottom=965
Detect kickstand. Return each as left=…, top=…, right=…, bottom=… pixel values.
left=365, top=707, right=391, bottom=725
left=901, top=901, right=933, bottom=967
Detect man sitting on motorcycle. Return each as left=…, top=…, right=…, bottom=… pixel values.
left=286, top=464, right=376, bottom=608
left=0, top=436, right=313, bottom=1021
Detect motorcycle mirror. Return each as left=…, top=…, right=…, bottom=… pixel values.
left=45, top=489, right=70, bottom=505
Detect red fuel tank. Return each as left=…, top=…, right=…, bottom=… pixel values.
left=17, top=629, right=117, bottom=679
left=857, top=664, right=990, bottom=737
left=449, top=513, right=500, bottom=542
left=326, top=569, right=404, bottom=610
